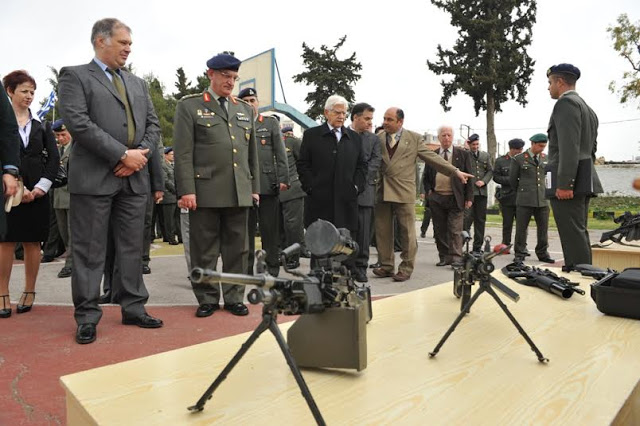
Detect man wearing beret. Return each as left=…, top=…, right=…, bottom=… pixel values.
left=174, top=53, right=259, bottom=317
left=546, top=64, right=602, bottom=268
left=238, top=88, right=288, bottom=277
left=159, top=147, right=178, bottom=245
left=509, top=134, right=555, bottom=264
left=463, top=133, right=493, bottom=253
left=492, top=138, right=524, bottom=250
left=51, top=119, right=74, bottom=278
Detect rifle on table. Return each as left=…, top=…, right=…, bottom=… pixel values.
left=600, top=211, right=640, bottom=244
left=502, top=263, right=585, bottom=299
left=563, top=264, right=616, bottom=280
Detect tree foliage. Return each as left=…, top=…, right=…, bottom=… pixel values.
left=427, top=0, right=536, bottom=159
left=144, top=73, right=177, bottom=145
left=293, top=36, right=362, bottom=121
left=607, top=14, right=640, bottom=108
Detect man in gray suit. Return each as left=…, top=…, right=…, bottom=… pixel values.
left=349, top=103, right=381, bottom=283
left=546, top=64, right=603, bottom=268
left=51, top=119, right=73, bottom=278
left=58, top=18, right=163, bottom=344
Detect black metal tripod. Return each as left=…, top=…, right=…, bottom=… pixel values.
left=188, top=304, right=326, bottom=425
left=429, top=275, right=549, bottom=363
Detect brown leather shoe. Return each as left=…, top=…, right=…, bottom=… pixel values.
left=392, top=272, right=411, bottom=282
left=372, top=267, right=394, bottom=278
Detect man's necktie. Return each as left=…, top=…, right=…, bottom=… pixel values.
left=388, top=133, right=397, bottom=148
left=60, top=145, right=65, bottom=157
left=444, top=150, right=449, bottom=161
left=332, top=127, right=340, bottom=141
left=107, top=69, right=135, bottom=146
left=534, top=155, right=539, bottom=166
left=218, top=97, right=228, bottom=118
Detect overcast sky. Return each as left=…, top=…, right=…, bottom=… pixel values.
left=2, top=0, right=639, bottom=160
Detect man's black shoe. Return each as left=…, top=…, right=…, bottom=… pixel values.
left=57, top=266, right=72, bottom=278
left=538, top=257, right=556, bottom=264
left=41, top=255, right=55, bottom=263
left=168, top=240, right=179, bottom=246
left=76, top=324, right=97, bottom=344
left=98, top=292, right=112, bottom=304
left=354, top=270, right=368, bottom=283
left=369, top=261, right=382, bottom=269
left=300, top=249, right=312, bottom=258
left=562, top=265, right=574, bottom=273
left=420, top=231, right=426, bottom=238
left=142, top=265, right=151, bottom=274
left=224, top=303, right=249, bottom=316
left=285, top=260, right=300, bottom=270
left=122, top=313, right=164, bottom=328
left=436, top=260, right=451, bottom=267
left=195, top=304, right=219, bottom=317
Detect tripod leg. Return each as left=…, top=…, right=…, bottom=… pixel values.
left=268, top=318, right=326, bottom=426
left=188, top=314, right=272, bottom=412
left=484, top=286, right=549, bottom=363
left=429, top=287, right=486, bottom=358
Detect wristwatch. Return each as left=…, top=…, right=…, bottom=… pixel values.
left=121, top=150, right=128, bottom=161
left=3, top=168, right=19, bottom=178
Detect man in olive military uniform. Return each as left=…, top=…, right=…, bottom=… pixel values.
left=492, top=138, right=524, bottom=250
left=51, top=119, right=74, bottom=278
left=238, top=88, right=289, bottom=276
left=509, top=134, right=555, bottom=264
left=279, top=126, right=307, bottom=268
left=464, top=133, right=493, bottom=252
left=546, top=63, right=603, bottom=268
left=174, top=53, right=259, bottom=318
left=160, top=147, right=178, bottom=245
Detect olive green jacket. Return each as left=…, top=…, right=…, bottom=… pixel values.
left=173, top=92, right=259, bottom=208
left=510, top=149, right=549, bottom=208
left=469, top=150, right=493, bottom=197
left=255, top=114, right=288, bottom=195
left=279, top=135, right=306, bottom=202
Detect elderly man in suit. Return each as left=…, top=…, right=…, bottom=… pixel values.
left=51, top=119, right=73, bottom=278
left=374, top=112, right=471, bottom=281
left=58, top=18, right=163, bottom=344
left=422, top=126, right=473, bottom=267
left=174, top=53, right=259, bottom=318
left=348, top=102, right=381, bottom=283
left=464, top=133, right=493, bottom=253
left=297, top=94, right=366, bottom=268
left=546, top=64, right=603, bottom=269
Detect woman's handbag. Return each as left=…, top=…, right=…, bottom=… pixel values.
left=4, top=177, right=24, bottom=213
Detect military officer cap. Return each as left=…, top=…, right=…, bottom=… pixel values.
left=530, top=133, right=548, bottom=144
left=546, top=63, right=581, bottom=80
left=164, top=147, right=173, bottom=154
left=238, top=87, right=257, bottom=99
left=206, top=53, right=241, bottom=71
left=282, top=126, right=293, bottom=133
left=468, top=133, right=480, bottom=142
left=508, top=138, right=525, bottom=149
left=52, top=119, right=66, bottom=132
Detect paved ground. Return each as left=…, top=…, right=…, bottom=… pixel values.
left=1, top=223, right=602, bottom=425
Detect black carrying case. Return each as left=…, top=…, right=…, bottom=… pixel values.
left=591, top=269, right=640, bottom=320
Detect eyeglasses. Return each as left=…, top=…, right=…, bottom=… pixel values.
left=330, top=110, right=348, bottom=116
left=217, top=71, right=240, bottom=82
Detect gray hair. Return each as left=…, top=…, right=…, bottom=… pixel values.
left=437, top=125, right=454, bottom=136
left=324, top=95, right=349, bottom=111
left=91, top=18, right=131, bottom=47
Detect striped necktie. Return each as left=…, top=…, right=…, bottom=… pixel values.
left=107, top=69, right=135, bottom=146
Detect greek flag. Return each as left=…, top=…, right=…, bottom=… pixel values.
left=37, top=90, right=57, bottom=120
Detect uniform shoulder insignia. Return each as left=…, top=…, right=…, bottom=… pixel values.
left=234, top=97, right=251, bottom=106
left=179, top=92, right=202, bottom=102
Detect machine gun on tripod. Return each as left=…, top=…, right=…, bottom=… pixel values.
left=187, top=220, right=371, bottom=426
left=600, top=211, right=640, bottom=245
left=430, top=232, right=549, bottom=363
left=502, top=263, right=585, bottom=299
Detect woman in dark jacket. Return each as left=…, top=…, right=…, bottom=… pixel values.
left=0, top=70, right=59, bottom=317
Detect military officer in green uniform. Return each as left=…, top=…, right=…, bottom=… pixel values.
left=509, top=134, right=555, bottom=264
left=464, top=133, right=493, bottom=252
left=173, top=53, right=259, bottom=318
left=546, top=63, right=603, bottom=269
left=492, top=138, right=524, bottom=250
left=238, top=88, right=289, bottom=276
left=279, top=126, right=307, bottom=268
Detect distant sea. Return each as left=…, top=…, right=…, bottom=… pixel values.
left=596, top=165, right=640, bottom=196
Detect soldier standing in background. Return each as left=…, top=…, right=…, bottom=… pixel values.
left=464, top=133, right=493, bottom=253
left=492, top=138, right=524, bottom=251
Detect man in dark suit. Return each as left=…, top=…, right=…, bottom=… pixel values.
left=297, top=95, right=367, bottom=253
left=546, top=64, right=603, bottom=268
left=173, top=53, right=259, bottom=318
left=422, top=126, right=473, bottom=267
left=349, top=103, right=381, bottom=283
left=58, top=18, right=163, bottom=344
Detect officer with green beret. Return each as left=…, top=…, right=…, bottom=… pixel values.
left=464, top=133, right=494, bottom=252
left=492, top=138, right=524, bottom=250
left=173, top=53, right=259, bottom=318
left=509, top=133, right=555, bottom=263
left=546, top=63, right=603, bottom=268
left=238, top=88, right=289, bottom=276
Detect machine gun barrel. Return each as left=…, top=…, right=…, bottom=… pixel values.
left=190, top=267, right=294, bottom=289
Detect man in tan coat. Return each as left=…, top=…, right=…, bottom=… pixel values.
left=373, top=108, right=471, bottom=281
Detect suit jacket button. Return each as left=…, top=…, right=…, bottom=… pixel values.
left=231, top=136, right=235, bottom=140
left=207, top=124, right=211, bottom=127
left=229, top=123, right=232, bottom=128
left=233, top=163, right=238, bottom=167
left=233, top=148, right=237, bottom=153
left=196, top=174, right=200, bottom=178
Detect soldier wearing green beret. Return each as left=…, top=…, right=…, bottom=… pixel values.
left=173, top=53, right=259, bottom=318
left=546, top=64, right=603, bottom=268
left=509, top=134, right=554, bottom=263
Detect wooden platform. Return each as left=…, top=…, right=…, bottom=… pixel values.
left=592, top=244, right=640, bottom=270
left=61, top=271, right=640, bottom=425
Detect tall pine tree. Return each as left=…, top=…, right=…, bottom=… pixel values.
left=428, top=0, right=536, bottom=159
left=293, top=36, right=362, bottom=121
left=607, top=13, right=640, bottom=108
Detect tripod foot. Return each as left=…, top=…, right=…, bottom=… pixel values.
left=428, top=351, right=437, bottom=358
left=188, top=404, right=204, bottom=412
left=538, top=356, right=549, bottom=363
